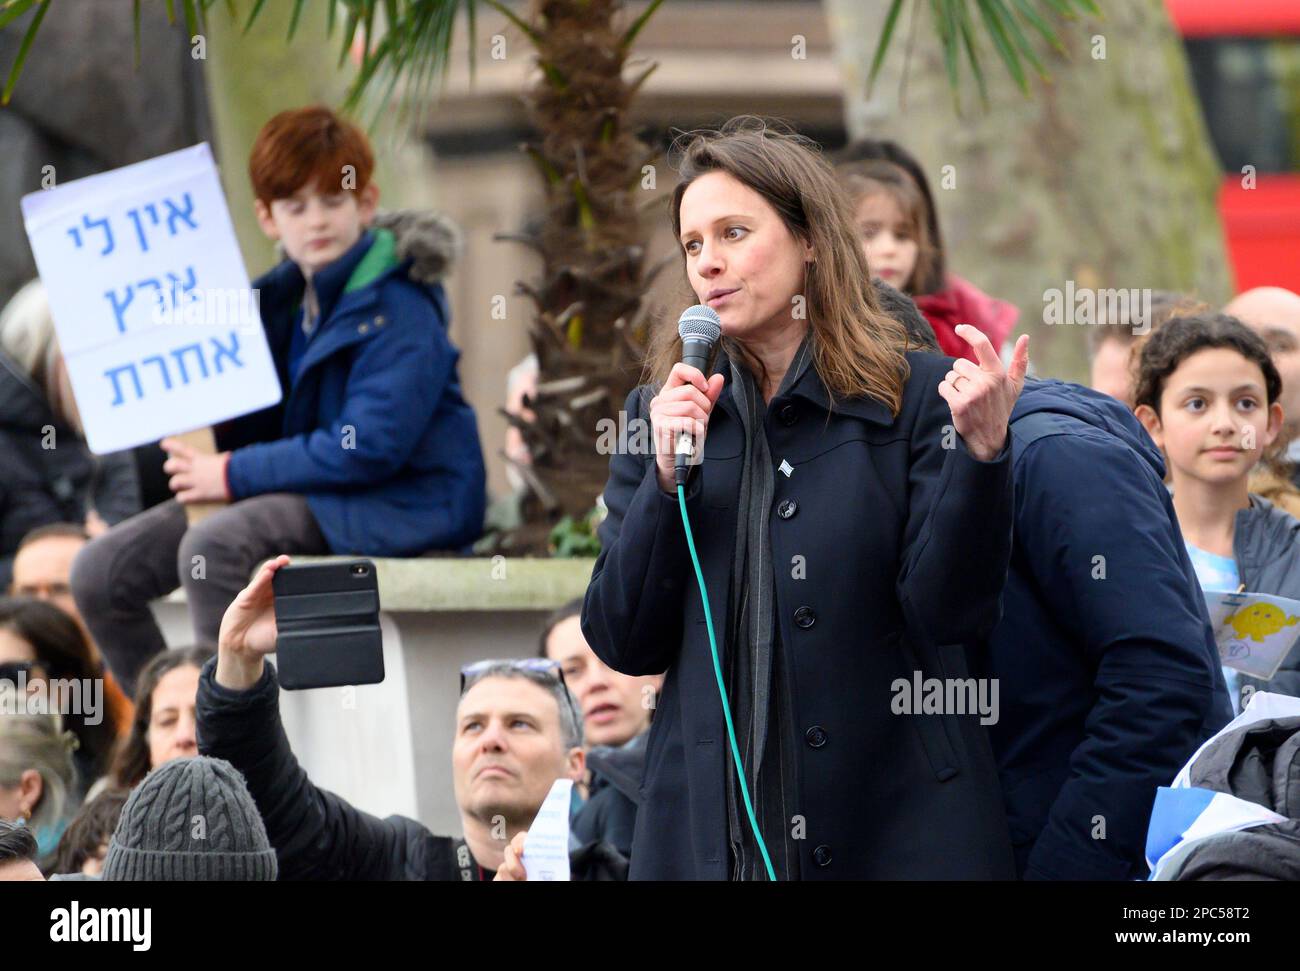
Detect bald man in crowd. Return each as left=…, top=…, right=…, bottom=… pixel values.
left=1224, top=287, right=1300, bottom=486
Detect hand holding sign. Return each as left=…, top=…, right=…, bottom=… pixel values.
left=938, top=327, right=1030, bottom=461
left=161, top=436, right=231, bottom=503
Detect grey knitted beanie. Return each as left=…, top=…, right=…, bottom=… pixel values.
left=101, top=756, right=277, bottom=881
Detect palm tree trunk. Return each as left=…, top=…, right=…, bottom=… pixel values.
left=501, top=0, right=662, bottom=552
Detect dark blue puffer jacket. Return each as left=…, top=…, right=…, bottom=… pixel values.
left=988, top=379, right=1233, bottom=880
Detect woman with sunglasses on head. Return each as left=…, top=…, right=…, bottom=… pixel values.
left=0, top=597, right=129, bottom=802
left=582, top=118, right=1028, bottom=880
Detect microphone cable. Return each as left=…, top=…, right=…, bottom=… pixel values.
left=677, top=482, right=778, bottom=881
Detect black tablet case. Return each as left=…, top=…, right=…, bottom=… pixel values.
left=272, top=560, right=385, bottom=689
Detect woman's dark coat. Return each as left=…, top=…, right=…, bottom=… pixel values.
left=0, top=351, right=139, bottom=588
left=582, top=348, right=1018, bottom=879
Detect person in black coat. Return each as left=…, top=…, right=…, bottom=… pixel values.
left=0, top=281, right=141, bottom=589
left=582, top=118, right=1030, bottom=880
left=198, top=556, right=627, bottom=882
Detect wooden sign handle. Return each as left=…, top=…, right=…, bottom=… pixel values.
left=173, top=427, right=226, bottom=525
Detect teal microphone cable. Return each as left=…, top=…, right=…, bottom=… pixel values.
left=677, top=483, right=777, bottom=881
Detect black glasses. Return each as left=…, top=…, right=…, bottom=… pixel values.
left=0, top=660, right=36, bottom=684
left=459, top=658, right=581, bottom=733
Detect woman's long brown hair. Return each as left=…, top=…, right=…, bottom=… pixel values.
left=107, top=646, right=213, bottom=790
left=645, top=117, right=910, bottom=415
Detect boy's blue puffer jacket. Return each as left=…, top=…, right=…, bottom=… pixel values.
left=218, top=215, right=486, bottom=555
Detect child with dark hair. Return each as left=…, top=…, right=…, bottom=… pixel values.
left=71, top=105, right=486, bottom=694
left=1135, top=313, right=1300, bottom=710
left=52, top=788, right=127, bottom=877
left=834, top=139, right=1017, bottom=364
left=0, top=818, right=42, bottom=881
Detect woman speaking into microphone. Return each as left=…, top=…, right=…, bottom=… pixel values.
left=582, top=118, right=1029, bottom=880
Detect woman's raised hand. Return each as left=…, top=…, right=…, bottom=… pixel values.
left=938, top=326, right=1030, bottom=462
left=214, top=554, right=290, bottom=691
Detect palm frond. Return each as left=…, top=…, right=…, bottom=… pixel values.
left=620, top=0, right=664, bottom=51
left=867, top=0, right=906, bottom=93
left=1, top=0, right=49, bottom=105
left=482, top=0, right=539, bottom=47
left=954, top=3, right=989, bottom=106
left=180, top=0, right=200, bottom=39
left=286, top=0, right=309, bottom=41
left=0, top=0, right=40, bottom=31
left=868, top=0, right=1102, bottom=111
left=345, top=1, right=469, bottom=122
left=242, top=0, right=269, bottom=33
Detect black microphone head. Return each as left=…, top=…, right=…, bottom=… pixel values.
left=678, top=305, right=722, bottom=347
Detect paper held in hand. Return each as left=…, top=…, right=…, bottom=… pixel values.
left=520, top=778, right=573, bottom=882
left=1203, top=589, right=1300, bottom=681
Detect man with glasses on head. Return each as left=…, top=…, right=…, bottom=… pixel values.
left=454, top=657, right=586, bottom=877
left=194, top=556, right=628, bottom=881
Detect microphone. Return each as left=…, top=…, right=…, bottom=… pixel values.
left=674, top=305, right=722, bottom=486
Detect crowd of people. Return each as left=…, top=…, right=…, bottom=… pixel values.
left=2, top=106, right=1299, bottom=882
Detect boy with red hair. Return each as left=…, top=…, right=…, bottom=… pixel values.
left=72, top=105, right=486, bottom=692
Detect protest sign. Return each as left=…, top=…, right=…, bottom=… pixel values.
left=21, top=143, right=281, bottom=454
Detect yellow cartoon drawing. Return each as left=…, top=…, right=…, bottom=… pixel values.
left=1225, top=602, right=1300, bottom=642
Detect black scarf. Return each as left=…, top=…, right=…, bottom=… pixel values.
left=723, top=336, right=813, bottom=881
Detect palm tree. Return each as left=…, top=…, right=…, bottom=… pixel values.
left=3, top=0, right=1097, bottom=554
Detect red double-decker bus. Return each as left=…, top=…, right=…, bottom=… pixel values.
left=1167, top=0, right=1300, bottom=292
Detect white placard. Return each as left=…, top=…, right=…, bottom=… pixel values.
left=21, top=143, right=281, bottom=454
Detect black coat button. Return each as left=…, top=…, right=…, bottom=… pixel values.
left=813, top=844, right=832, bottom=867
left=794, top=606, right=816, bottom=629
left=777, top=499, right=798, bottom=520
left=805, top=726, right=827, bottom=748
left=778, top=404, right=798, bottom=426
